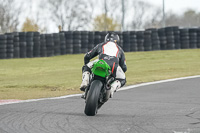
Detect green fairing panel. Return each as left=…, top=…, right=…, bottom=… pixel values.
left=91, top=60, right=111, bottom=78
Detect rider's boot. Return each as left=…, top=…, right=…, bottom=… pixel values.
left=80, top=71, right=90, bottom=91
left=110, top=80, right=121, bottom=98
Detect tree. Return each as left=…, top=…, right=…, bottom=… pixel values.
left=101, top=0, right=121, bottom=30
left=0, top=0, right=23, bottom=33
left=143, top=7, right=163, bottom=29
left=21, top=18, right=44, bottom=32
left=93, top=14, right=121, bottom=31
left=181, top=9, right=200, bottom=27
left=162, top=11, right=181, bottom=27
left=155, top=9, right=200, bottom=28
left=125, top=0, right=162, bottom=30
left=131, top=0, right=150, bottom=29
left=42, top=0, right=93, bottom=31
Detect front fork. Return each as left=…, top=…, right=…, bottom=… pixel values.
left=83, top=83, right=111, bottom=104
left=82, top=75, right=113, bottom=103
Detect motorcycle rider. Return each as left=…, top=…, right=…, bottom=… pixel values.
left=80, top=32, right=127, bottom=98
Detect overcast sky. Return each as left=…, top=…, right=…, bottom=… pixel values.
left=142, top=0, right=200, bottom=13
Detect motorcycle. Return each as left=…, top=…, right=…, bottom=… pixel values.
left=82, top=59, right=115, bottom=116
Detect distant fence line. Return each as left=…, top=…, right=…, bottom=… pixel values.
left=0, top=26, right=200, bottom=59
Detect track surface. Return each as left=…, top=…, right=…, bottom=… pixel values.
left=0, top=77, right=200, bottom=133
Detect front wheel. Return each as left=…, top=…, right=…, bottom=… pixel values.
left=84, top=80, right=103, bottom=116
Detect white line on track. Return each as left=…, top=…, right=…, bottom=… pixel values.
left=0, top=75, right=200, bottom=106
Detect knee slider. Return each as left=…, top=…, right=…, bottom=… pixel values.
left=116, top=78, right=126, bottom=87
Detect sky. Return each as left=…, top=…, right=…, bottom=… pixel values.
left=28, top=0, right=200, bottom=13
left=142, top=0, right=200, bottom=14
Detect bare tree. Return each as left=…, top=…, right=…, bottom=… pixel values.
left=153, top=9, right=200, bottom=28
left=0, top=0, right=23, bottom=33
left=180, top=9, right=200, bottom=27
left=144, top=7, right=163, bottom=29
left=124, top=0, right=162, bottom=30
left=92, top=0, right=121, bottom=31
left=43, top=0, right=93, bottom=31
left=163, top=11, right=181, bottom=27
left=131, top=1, right=151, bottom=29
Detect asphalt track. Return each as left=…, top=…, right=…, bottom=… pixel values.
left=0, top=76, right=200, bottom=133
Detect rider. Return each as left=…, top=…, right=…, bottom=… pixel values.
left=80, top=32, right=127, bottom=98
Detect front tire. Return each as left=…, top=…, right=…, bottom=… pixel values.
left=84, top=80, right=103, bottom=116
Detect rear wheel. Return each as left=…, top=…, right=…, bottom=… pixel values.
left=84, top=80, right=103, bottom=116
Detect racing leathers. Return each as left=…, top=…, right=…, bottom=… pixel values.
left=80, top=40, right=127, bottom=97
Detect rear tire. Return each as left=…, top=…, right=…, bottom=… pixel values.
left=84, top=80, right=103, bottom=116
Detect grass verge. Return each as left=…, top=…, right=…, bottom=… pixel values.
left=0, top=49, right=200, bottom=100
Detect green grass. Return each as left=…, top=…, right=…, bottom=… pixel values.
left=0, top=49, right=200, bottom=100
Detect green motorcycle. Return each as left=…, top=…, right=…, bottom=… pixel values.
left=83, top=59, right=115, bottom=116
